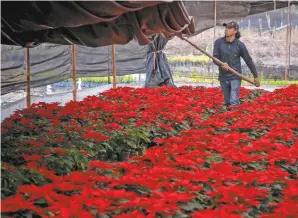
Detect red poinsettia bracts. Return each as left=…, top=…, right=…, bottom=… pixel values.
left=1, top=85, right=298, bottom=217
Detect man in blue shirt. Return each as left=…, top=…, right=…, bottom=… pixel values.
left=213, top=21, right=260, bottom=107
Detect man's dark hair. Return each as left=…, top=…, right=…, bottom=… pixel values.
left=236, top=31, right=241, bottom=39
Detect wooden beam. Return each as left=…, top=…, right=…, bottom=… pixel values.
left=108, top=46, right=111, bottom=84
left=213, top=0, right=217, bottom=42
left=274, top=0, right=276, bottom=11
left=288, top=1, right=292, bottom=68
left=72, top=44, right=77, bottom=101
left=212, top=0, right=217, bottom=85
left=26, top=48, right=31, bottom=108
left=112, top=44, right=117, bottom=89
left=285, top=0, right=290, bottom=81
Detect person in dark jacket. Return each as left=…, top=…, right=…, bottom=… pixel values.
left=213, top=21, right=260, bottom=106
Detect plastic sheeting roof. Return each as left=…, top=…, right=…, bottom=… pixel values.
left=2, top=1, right=297, bottom=48
left=2, top=1, right=298, bottom=95
left=1, top=1, right=195, bottom=47
left=184, top=1, right=298, bottom=35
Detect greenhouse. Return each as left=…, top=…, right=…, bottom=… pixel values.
left=1, top=1, right=298, bottom=218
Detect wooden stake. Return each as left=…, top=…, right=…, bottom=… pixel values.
left=72, top=44, right=77, bottom=101
left=274, top=0, right=276, bottom=11
left=112, top=44, right=117, bottom=89
left=108, top=46, right=111, bottom=84
left=212, top=0, right=217, bottom=85
left=288, top=1, right=292, bottom=68
left=258, top=18, right=262, bottom=36
left=26, top=48, right=31, bottom=108
left=281, top=10, right=284, bottom=27
left=213, top=0, right=217, bottom=43
left=285, top=0, right=290, bottom=81
left=266, top=12, right=271, bottom=29
left=179, top=36, right=258, bottom=86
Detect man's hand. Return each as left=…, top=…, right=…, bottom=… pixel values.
left=254, top=77, right=260, bottom=87
left=221, top=62, right=230, bottom=71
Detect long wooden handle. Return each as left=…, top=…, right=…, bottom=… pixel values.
left=178, top=36, right=258, bottom=86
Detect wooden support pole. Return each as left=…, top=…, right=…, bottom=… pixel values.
left=285, top=0, right=290, bottom=81
left=274, top=0, right=276, bottom=11
left=213, top=0, right=217, bottom=43
left=112, top=44, right=117, bottom=89
left=258, top=18, right=263, bottom=36
left=211, top=0, right=217, bottom=85
left=72, top=44, right=77, bottom=101
left=108, top=46, right=111, bottom=84
left=288, top=1, right=292, bottom=68
left=26, top=48, right=31, bottom=108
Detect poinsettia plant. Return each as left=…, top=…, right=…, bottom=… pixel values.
left=1, top=85, right=297, bottom=218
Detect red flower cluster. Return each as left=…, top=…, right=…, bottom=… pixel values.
left=1, top=85, right=297, bottom=217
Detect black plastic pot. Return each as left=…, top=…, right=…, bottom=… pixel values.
left=97, top=152, right=107, bottom=161
left=118, top=151, right=130, bottom=161
left=138, top=150, right=144, bottom=156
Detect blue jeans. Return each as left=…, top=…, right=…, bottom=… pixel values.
left=220, top=80, right=241, bottom=106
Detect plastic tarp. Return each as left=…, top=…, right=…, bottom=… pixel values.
left=1, top=41, right=147, bottom=95
left=145, top=35, right=174, bottom=87
left=184, top=1, right=297, bottom=35
left=2, top=1, right=297, bottom=93
left=1, top=1, right=195, bottom=47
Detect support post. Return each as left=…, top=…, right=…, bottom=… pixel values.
left=285, top=0, right=291, bottom=81
left=72, top=44, right=77, bottom=101
left=258, top=18, right=262, bottom=36
left=211, top=0, right=217, bottom=86
left=108, top=46, right=111, bottom=84
left=281, top=10, right=284, bottom=27
left=274, top=0, right=276, bottom=11
left=213, top=0, right=217, bottom=44
left=26, top=48, right=31, bottom=108
left=112, top=44, right=117, bottom=89
left=288, top=1, right=292, bottom=68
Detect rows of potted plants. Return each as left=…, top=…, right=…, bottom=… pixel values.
left=2, top=86, right=261, bottom=171
left=1, top=85, right=297, bottom=217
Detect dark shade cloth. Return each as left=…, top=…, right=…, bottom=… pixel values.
left=1, top=1, right=195, bottom=47
left=145, top=34, right=174, bottom=88
left=183, top=1, right=297, bottom=35
left=1, top=41, right=147, bottom=95
left=2, top=1, right=296, bottom=94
